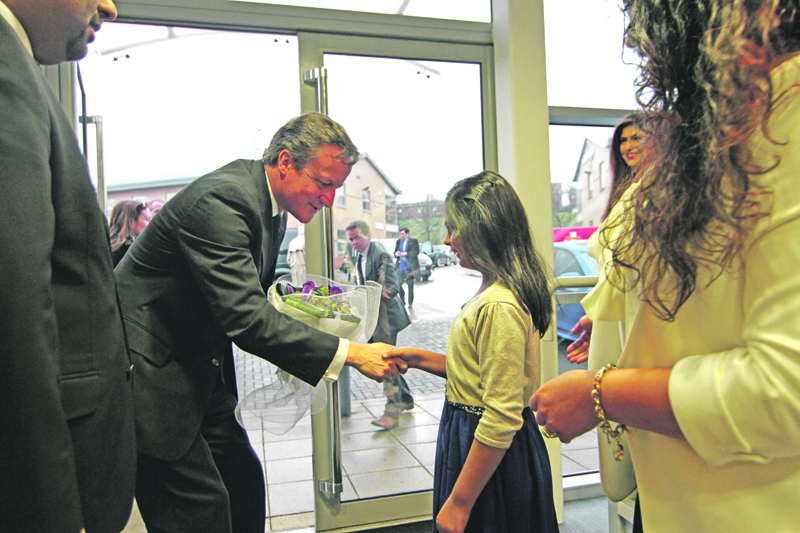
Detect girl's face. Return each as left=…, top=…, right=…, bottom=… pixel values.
left=619, top=125, right=650, bottom=169
left=131, top=207, right=151, bottom=236
left=444, top=222, right=475, bottom=271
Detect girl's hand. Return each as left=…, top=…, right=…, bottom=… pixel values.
left=383, top=347, right=421, bottom=370
left=566, top=315, right=593, bottom=364
left=383, top=347, right=447, bottom=378
left=530, top=370, right=598, bottom=442
left=436, top=496, right=471, bottom=533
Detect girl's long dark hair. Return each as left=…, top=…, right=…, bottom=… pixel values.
left=445, top=171, right=552, bottom=336
left=611, top=0, right=800, bottom=320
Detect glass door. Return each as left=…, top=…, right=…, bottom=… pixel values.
left=299, top=33, right=495, bottom=531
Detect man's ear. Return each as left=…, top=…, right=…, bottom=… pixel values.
left=277, top=149, right=294, bottom=177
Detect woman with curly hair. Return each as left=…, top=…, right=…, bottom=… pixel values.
left=109, top=200, right=150, bottom=266
left=532, top=1, right=800, bottom=531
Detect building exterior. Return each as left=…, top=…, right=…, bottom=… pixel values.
left=573, top=137, right=613, bottom=227
left=106, top=153, right=402, bottom=268
left=331, top=153, right=402, bottom=266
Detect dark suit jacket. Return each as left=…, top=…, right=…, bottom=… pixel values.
left=345, top=240, right=400, bottom=298
left=394, top=237, right=420, bottom=275
left=0, top=17, right=135, bottom=533
left=116, top=159, right=340, bottom=461
left=344, top=241, right=404, bottom=343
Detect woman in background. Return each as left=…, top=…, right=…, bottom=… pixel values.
left=567, top=111, right=650, bottom=365
left=109, top=200, right=150, bottom=266
left=533, top=1, right=800, bottom=531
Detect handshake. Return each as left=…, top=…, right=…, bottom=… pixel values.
left=345, top=341, right=412, bottom=383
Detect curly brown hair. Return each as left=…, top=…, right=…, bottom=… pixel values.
left=609, top=0, right=800, bottom=320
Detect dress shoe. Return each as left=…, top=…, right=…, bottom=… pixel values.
left=399, top=401, right=414, bottom=412
left=371, top=415, right=399, bottom=429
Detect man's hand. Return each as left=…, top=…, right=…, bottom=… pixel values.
left=346, top=342, right=398, bottom=382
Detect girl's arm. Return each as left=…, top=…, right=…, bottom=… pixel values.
left=530, top=367, right=683, bottom=442
left=384, top=347, right=447, bottom=378
left=436, top=440, right=506, bottom=533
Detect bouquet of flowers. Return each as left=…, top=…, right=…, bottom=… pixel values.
left=235, top=274, right=381, bottom=434
left=267, top=276, right=381, bottom=341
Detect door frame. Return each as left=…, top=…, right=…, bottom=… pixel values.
left=298, top=31, right=496, bottom=531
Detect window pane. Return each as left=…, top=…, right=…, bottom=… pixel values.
left=544, top=0, right=639, bottom=109
left=228, top=0, right=491, bottom=22
left=550, top=125, right=615, bottom=229
left=551, top=123, right=617, bottom=477
left=79, top=24, right=300, bottom=194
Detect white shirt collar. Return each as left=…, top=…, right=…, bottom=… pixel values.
left=264, top=164, right=281, bottom=217
left=0, top=1, right=34, bottom=57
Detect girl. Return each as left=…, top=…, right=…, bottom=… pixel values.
left=388, top=171, right=558, bottom=533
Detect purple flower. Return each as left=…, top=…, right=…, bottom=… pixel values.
left=286, top=286, right=294, bottom=294
left=302, top=281, right=316, bottom=301
left=329, top=285, right=342, bottom=296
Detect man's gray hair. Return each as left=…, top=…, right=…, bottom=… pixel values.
left=262, top=112, right=359, bottom=169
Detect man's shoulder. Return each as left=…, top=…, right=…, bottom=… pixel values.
left=370, top=240, right=391, bottom=258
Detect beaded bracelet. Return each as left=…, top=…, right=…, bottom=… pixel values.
left=592, top=364, right=634, bottom=461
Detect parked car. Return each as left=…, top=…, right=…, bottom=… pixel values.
left=373, top=238, right=433, bottom=281
left=420, top=240, right=452, bottom=267
left=274, top=226, right=299, bottom=278
left=553, top=239, right=599, bottom=341
left=436, top=244, right=457, bottom=266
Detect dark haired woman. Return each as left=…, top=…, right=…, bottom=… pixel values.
left=109, top=200, right=150, bottom=266
left=532, top=1, right=800, bottom=531
left=567, top=111, right=650, bottom=365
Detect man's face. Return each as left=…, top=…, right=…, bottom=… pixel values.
left=276, top=143, right=352, bottom=224
left=400, top=230, right=408, bottom=240
left=21, top=0, right=117, bottom=65
left=347, top=227, right=370, bottom=254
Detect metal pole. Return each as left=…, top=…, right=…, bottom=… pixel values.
left=79, top=115, right=106, bottom=214
left=304, top=67, right=344, bottom=512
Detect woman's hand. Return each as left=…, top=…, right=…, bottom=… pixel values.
left=530, top=370, right=598, bottom=442
left=436, top=496, right=471, bottom=533
left=566, top=315, right=593, bottom=364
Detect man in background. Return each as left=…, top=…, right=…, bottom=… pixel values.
left=346, top=221, right=414, bottom=429
left=0, top=1, right=136, bottom=532
left=394, top=227, right=420, bottom=308
left=116, top=113, right=398, bottom=533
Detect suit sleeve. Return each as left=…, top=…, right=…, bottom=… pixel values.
left=0, top=40, right=84, bottom=531
left=176, top=183, right=340, bottom=385
left=379, top=249, right=400, bottom=298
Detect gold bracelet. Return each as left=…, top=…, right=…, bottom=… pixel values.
left=592, top=364, right=634, bottom=461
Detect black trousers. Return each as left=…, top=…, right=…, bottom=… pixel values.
left=135, top=384, right=266, bottom=533
left=399, top=271, right=415, bottom=306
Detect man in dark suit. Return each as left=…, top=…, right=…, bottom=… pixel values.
left=116, top=113, right=398, bottom=533
left=345, top=221, right=414, bottom=429
left=394, top=227, right=420, bottom=308
left=0, top=1, right=136, bottom=532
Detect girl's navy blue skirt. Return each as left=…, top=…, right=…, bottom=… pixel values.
left=433, top=401, right=559, bottom=533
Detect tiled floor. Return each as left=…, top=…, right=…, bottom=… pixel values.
left=123, top=350, right=601, bottom=532
left=250, top=393, right=444, bottom=530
